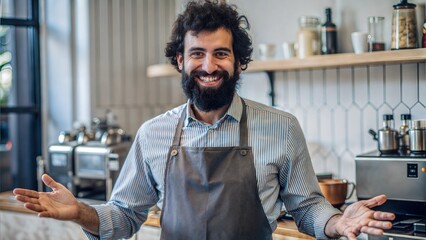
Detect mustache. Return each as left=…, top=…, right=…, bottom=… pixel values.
left=189, top=70, right=229, bottom=79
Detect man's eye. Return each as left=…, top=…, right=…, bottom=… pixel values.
left=190, top=52, right=204, bottom=58
left=216, top=52, right=229, bottom=58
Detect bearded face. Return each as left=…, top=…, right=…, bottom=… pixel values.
left=181, top=67, right=240, bottom=112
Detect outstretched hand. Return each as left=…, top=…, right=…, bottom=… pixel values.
left=13, top=174, right=79, bottom=220
left=326, top=195, right=395, bottom=240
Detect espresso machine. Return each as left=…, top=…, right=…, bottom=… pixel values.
left=73, top=138, right=131, bottom=200
left=355, top=151, right=426, bottom=239
left=45, top=113, right=132, bottom=201
left=46, top=141, right=80, bottom=194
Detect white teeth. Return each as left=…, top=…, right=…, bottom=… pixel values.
left=199, top=76, right=218, bottom=82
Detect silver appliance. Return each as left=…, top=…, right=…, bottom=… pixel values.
left=45, top=121, right=132, bottom=201
left=74, top=141, right=131, bottom=200
left=355, top=151, right=426, bottom=240
left=47, top=141, right=79, bottom=194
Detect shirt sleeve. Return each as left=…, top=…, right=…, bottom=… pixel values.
left=279, top=116, right=341, bottom=239
left=82, top=128, right=159, bottom=239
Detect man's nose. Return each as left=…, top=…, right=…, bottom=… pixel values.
left=201, top=56, right=218, bottom=74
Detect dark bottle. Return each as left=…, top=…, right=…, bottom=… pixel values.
left=321, top=8, right=338, bottom=54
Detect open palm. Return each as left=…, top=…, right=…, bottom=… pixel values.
left=335, top=195, right=394, bottom=240
left=14, top=174, right=79, bottom=220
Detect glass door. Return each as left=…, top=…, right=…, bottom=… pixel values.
left=0, top=0, right=41, bottom=191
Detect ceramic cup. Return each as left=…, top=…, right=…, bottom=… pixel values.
left=258, top=43, right=276, bottom=60
left=282, top=42, right=295, bottom=59
left=319, top=178, right=355, bottom=208
left=351, top=32, right=368, bottom=54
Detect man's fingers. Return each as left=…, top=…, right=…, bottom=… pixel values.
left=41, top=174, right=60, bottom=191
left=373, top=211, right=395, bottom=221
left=361, top=226, right=384, bottom=236
left=38, top=211, right=52, bottom=218
left=13, top=188, right=39, bottom=198
left=368, top=220, right=393, bottom=229
left=24, top=202, right=46, bottom=213
left=346, top=232, right=357, bottom=240
left=15, top=195, right=40, bottom=205
left=363, top=195, right=387, bottom=208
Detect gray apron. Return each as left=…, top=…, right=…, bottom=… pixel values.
left=160, top=99, right=272, bottom=240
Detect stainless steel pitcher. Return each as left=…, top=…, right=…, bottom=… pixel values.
left=409, top=120, right=426, bottom=152
left=369, top=114, right=400, bottom=153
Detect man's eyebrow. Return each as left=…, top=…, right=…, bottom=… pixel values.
left=215, top=48, right=232, bottom=53
left=188, top=47, right=206, bottom=52
left=187, top=47, right=232, bottom=53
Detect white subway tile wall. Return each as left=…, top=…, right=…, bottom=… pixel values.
left=240, top=62, right=426, bottom=181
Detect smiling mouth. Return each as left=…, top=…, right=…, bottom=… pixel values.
left=199, top=75, right=221, bottom=83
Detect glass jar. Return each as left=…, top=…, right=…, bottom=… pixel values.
left=383, top=114, right=395, bottom=129
left=399, top=114, right=411, bottom=151
left=391, top=0, right=418, bottom=50
left=295, top=16, right=320, bottom=58
left=368, top=16, right=385, bottom=51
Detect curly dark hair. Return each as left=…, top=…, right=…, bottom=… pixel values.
left=165, top=0, right=253, bottom=72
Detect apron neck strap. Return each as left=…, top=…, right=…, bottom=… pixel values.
left=239, top=99, right=248, bottom=147
left=172, top=98, right=248, bottom=147
left=172, top=107, right=186, bottom=146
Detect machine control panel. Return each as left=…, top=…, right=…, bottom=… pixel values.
left=407, top=163, right=418, bottom=178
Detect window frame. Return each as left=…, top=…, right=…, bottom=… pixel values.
left=0, top=0, right=41, bottom=190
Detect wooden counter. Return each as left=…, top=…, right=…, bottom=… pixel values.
left=0, top=191, right=35, bottom=215
left=145, top=211, right=314, bottom=240
left=1, top=191, right=314, bottom=240
left=0, top=191, right=87, bottom=240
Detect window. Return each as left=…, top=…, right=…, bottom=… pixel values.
left=0, top=0, right=41, bottom=191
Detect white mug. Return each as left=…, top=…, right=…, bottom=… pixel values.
left=282, top=42, right=295, bottom=59
left=258, top=43, right=276, bottom=60
left=351, top=32, right=368, bottom=54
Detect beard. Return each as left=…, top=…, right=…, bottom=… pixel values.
left=181, top=68, right=240, bottom=112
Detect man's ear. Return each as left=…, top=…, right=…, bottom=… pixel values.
left=237, top=62, right=242, bottom=74
left=176, top=52, right=183, bottom=72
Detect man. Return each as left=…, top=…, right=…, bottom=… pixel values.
left=14, top=1, right=395, bottom=239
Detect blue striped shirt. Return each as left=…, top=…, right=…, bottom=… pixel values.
left=86, top=93, right=340, bottom=239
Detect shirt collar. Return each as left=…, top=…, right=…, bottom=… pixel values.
left=184, top=93, right=243, bottom=126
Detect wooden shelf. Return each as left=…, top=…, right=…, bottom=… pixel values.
left=147, top=48, right=426, bottom=78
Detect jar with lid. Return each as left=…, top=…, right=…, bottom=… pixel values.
left=383, top=114, right=395, bottom=129
left=368, top=16, right=386, bottom=51
left=391, top=0, right=418, bottom=50
left=295, top=16, right=320, bottom=58
left=399, top=113, right=411, bottom=152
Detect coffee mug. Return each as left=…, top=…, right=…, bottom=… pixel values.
left=318, top=179, right=355, bottom=208
left=282, top=42, right=295, bottom=59
left=258, top=43, right=276, bottom=60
